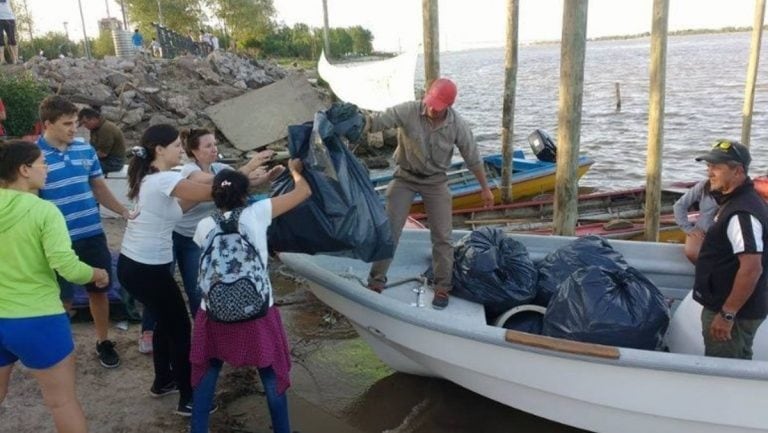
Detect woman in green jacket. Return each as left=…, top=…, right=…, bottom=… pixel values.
left=0, top=140, right=109, bottom=433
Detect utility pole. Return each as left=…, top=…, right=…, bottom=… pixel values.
left=105, top=0, right=111, bottom=18
left=76, top=0, right=92, bottom=59
left=63, top=21, right=70, bottom=40
left=322, top=0, right=331, bottom=58
left=500, top=0, right=520, bottom=204
left=157, top=0, right=164, bottom=26
left=643, top=0, right=670, bottom=242
left=422, top=0, right=440, bottom=88
left=120, top=0, right=127, bottom=29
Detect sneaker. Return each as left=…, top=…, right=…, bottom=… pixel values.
left=174, top=401, right=219, bottom=417
left=149, top=381, right=179, bottom=398
left=96, top=340, right=120, bottom=368
left=431, top=289, right=450, bottom=310
left=138, top=331, right=153, bottom=354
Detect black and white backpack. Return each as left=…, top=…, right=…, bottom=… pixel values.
left=198, top=207, right=271, bottom=323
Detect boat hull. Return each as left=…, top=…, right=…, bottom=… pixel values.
left=281, top=230, right=768, bottom=433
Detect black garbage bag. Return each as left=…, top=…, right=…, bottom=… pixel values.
left=447, top=227, right=538, bottom=316
left=534, top=235, right=628, bottom=307
left=267, top=107, right=395, bottom=262
left=542, top=266, right=670, bottom=350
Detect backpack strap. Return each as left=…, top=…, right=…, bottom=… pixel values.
left=213, top=207, right=246, bottom=234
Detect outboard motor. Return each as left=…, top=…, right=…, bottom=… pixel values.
left=528, top=129, right=557, bottom=163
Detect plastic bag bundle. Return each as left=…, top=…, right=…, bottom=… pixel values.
left=542, top=265, right=670, bottom=350
left=534, top=235, right=629, bottom=307
left=449, top=227, right=538, bottom=316
left=267, top=107, right=394, bottom=262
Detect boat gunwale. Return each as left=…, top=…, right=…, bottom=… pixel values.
left=279, top=231, right=768, bottom=382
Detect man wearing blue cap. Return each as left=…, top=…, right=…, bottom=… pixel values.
left=693, top=139, right=768, bottom=359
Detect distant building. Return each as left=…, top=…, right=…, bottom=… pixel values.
left=98, top=18, right=123, bottom=34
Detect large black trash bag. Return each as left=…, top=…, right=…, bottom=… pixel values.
left=449, top=227, right=538, bottom=316
left=534, top=235, right=629, bottom=307
left=542, top=266, right=671, bottom=350
left=267, top=108, right=395, bottom=262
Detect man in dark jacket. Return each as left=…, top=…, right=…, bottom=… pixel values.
left=693, top=140, right=768, bottom=359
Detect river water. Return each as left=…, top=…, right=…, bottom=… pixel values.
left=426, top=32, right=768, bottom=190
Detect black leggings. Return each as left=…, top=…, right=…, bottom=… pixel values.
left=117, top=254, right=192, bottom=403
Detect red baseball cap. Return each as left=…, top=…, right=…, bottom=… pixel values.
left=423, top=78, right=457, bottom=111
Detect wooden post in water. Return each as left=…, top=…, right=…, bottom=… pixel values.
left=615, top=82, right=622, bottom=112
left=553, top=0, right=589, bottom=236
left=322, top=0, right=332, bottom=58
left=500, top=0, right=520, bottom=204
left=644, top=0, right=670, bottom=242
left=741, top=0, right=766, bottom=147
left=422, top=0, right=440, bottom=88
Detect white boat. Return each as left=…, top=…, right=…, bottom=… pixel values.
left=279, top=229, right=768, bottom=433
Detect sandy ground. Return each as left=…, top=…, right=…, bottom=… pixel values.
left=0, top=217, right=371, bottom=433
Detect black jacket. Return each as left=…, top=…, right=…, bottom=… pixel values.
left=693, top=179, right=768, bottom=319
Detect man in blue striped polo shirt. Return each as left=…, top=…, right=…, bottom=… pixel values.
left=37, top=96, right=132, bottom=369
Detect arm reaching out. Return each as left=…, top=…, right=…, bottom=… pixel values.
left=271, top=159, right=312, bottom=218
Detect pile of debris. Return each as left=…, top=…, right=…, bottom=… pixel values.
left=22, top=51, right=301, bottom=158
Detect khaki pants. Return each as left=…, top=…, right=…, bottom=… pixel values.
left=369, top=176, right=454, bottom=289
left=701, top=308, right=765, bottom=359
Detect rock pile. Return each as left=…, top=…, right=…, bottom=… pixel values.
left=24, top=51, right=292, bottom=158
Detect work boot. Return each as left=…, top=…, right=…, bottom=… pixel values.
left=431, top=288, right=450, bottom=310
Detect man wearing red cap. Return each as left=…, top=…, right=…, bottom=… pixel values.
left=364, top=78, right=494, bottom=310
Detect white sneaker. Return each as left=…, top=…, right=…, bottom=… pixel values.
left=138, top=331, right=153, bottom=354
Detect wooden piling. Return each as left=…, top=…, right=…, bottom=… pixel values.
left=741, top=0, right=766, bottom=147
left=322, top=0, right=332, bottom=58
left=422, top=0, right=440, bottom=88
left=644, top=0, right=670, bottom=242
left=500, top=0, right=520, bottom=204
left=615, top=82, right=622, bottom=112
left=553, top=0, right=589, bottom=236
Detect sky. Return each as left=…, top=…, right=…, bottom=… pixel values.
left=18, top=0, right=766, bottom=52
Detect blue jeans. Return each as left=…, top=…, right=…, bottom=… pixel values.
left=172, top=231, right=202, bottom=317
left=190, top=360, right=290, bottom=433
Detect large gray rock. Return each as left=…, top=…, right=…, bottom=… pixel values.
left=121, top=108, right=144, bottom=127
left=205, top=72, right=326, bottom=151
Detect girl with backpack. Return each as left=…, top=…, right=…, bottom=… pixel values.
left=190, top=162, right=311, bottom=433
left=116, top=124, right=216, bottom=416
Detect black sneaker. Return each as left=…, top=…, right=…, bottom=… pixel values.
left=174, top=401, right=219, bottom=417
left=149, top=381, right=179, bottom=398
left=96, top=340, right=120, bottom=368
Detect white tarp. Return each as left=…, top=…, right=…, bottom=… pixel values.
left=318, top=51, right=417, bottom=111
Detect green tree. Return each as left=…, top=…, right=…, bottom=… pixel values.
left=214, top=0, right=275, bottom=49
left=91, top=31, right=117, bottom=59
left=348, top=26, right=373, bottom=55
left=0, top=73, right=49, bottom=137
left=11, top=0, right=34, bottom=41
left=124, top=0, right=200, bottom=39
left=329, top=28, right=353, bottom=56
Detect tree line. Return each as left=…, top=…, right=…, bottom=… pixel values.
left=10, top=0, right=374, bottom=61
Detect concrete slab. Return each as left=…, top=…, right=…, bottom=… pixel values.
left=205, top=72, right=327, bottom=152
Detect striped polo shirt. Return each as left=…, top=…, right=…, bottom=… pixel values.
left=38, top=136, right=105, bottom=241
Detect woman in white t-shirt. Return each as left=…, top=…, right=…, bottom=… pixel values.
left=172, top=128, right=281, bottom=316
left=115, top=124, right=215, bottom=416
left=139, top=128, right=281, bottom=353
left=189, top=163, right=311, bottom=433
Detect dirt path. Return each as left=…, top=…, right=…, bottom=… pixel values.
left=1, top=217, right=366, bottom=433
